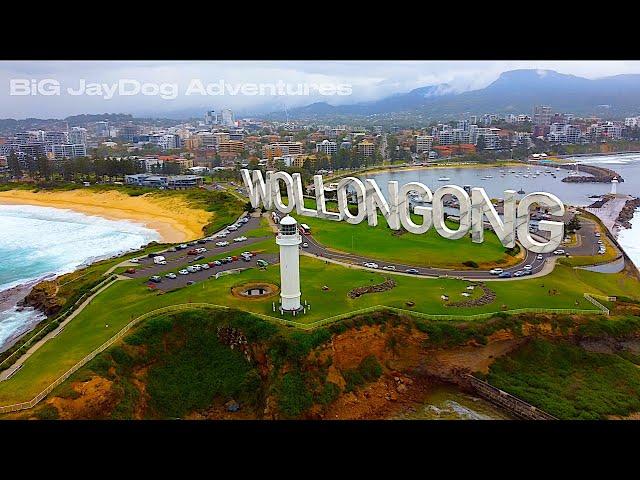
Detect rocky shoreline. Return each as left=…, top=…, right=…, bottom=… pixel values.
left=617, top=197, right=640, bottom=230
left=560, top=164, right=624, bottom=183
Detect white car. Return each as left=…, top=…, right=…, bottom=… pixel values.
left=382, top=265, right=396, bottom=270
left=165, top=273, right=177, bottom=279
left=186, top=266, right=197, bottom=273
left=553, top=249, right=566, bottom=255
left=195, top=247, right=207, bottom=254
left=490, top=268, right=504, bottom=275
left=302, top=242, right=309, bottom=248
left=228, top=225, right=238, bottom=231
left=595, top=232, right=601, bottom=237
left=536, top=254, right=544, bottom=260
left=216, top=241, right=230, bottom=247
left=178, top=269, right=189, bottom=275
left=363, top=262, right=379, bottom=269
left=201, top=263, right=210, bottom=270
left=130, top=258, right=140, bottom=263
left=523, top=264, right=533, bottom=271
left=233, top=236, right=247, bottom=242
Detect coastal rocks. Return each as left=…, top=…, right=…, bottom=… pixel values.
left=348, top=278, right=396, bottom=299
left=617, top=197, right=640, bottom=229
left=561, top=164, right=624, bottom=184
left=216, top=326, right=252, bottom=362
left=446, top=283, right=496, bottom=308
left=20, top=280, right=63, bottom=316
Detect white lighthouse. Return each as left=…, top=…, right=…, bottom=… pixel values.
left=276, top=215, right=302, bottom=311
left=611, top=177, right=619, bottom=195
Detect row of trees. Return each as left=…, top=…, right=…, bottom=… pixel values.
left=2, top=153, right=157, bottom=182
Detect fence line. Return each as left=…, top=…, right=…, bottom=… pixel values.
left=0, top=274, right=118, bottom=372
left=464, top=375, right=557, bottom=420
left=0, top=291, right=610, bottom=414
left=583, top=293, right=610, bottom=316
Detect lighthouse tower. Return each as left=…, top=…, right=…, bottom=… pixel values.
left=611, top=177, right=619, bottom=195
left=276, top=215, right=302, bottom=311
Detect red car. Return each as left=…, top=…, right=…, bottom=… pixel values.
left=187, top=249, right=198, bottom=255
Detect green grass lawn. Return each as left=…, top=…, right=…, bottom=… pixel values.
left=290, top=198, right=519, bottom=269
left=486, top=338, right=640, bottom=419
left=3, top=249, right=636, bottom=405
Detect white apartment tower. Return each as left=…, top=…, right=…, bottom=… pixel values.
left=276, top=215, right=302, bottom=311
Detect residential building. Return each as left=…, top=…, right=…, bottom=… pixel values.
left=533, top=105, right=553, bottom=127
left=415, top=135, right=433, bottom=154
left=315, top=140, right=337, bottom=155
left=357, top=140, right=375, bottom=157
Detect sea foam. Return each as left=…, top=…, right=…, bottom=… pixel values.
left=0, top=203, right=161, bottom=350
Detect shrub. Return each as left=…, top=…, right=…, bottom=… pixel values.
left=277, top=372, right=313, bottom=418
left=463, top=260, right=479, bottom=268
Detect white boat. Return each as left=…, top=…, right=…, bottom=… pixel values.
left=438, top=177, right=450, bottom=181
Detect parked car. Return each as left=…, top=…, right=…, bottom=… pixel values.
left=256, top=259, right=269, bottom=267
left=523, top=264, right=533, bottom=271
left=553, top=249, right=566, bottom=255
left=186, top=281, right=195, bottom=286
left=165, top=273, right=177, bottom=279
left=382, top=265, right=396, bottom=270
left=233, top=236, right=247, bottom=242
left=228, top=225, right=238, bottom=231
left=187, top=249, right=198, bottom=255
left=125, top=268, right=136, bottom=274
left=301, top=242, right=309, bottom=248
left=129, top=258, right=140, bottom=263
left=149, top=275, right=162, bottom=283
left=187, top=266, right=197, bottom=273
left=216, top=241, right=230, bottom=247
left=178, top=269, right=189, bottom=275
left=201, top=263, right=210, bottom=270
left=176, top=244, right=188, bottom=250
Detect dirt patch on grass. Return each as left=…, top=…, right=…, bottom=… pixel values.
left=48, top=376, right=117, bottom=419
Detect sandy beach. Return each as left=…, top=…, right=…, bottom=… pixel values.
left=0, top=189, right=213, bottom=243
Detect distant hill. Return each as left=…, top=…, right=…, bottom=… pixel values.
left=273, top=69, right=640, bottom=120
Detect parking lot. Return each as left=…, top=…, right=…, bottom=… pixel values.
left=121, top=214, right=279, bottom=291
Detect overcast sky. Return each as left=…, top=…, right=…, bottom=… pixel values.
left=2, top=60, right=640, bottom=119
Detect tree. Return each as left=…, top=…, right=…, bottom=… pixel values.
left=36, top=156, right=53, bottom=180
left=7, top=152, right=21, bottom=178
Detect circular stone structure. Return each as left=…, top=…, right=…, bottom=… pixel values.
left=231, top=282, right=280, bottom=300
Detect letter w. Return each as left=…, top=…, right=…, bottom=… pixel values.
left=241, top=169, right=272, bottom=209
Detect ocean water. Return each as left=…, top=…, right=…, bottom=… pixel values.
left=618, top=209, right=640, bottom=270
left=0, top=204, right=161, bottom=351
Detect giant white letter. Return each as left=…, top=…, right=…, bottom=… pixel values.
left=292, top=173, right=318, bottom=218
left=516, top=192, right=565, bottom=253
left=270, top=171, right=295, bottom=214
left=337, top=177, right=367, bottom=225
left=365, top=179, right=400, bottom=230
left=313, top=174, right=341, bottom=221
left=241, top=169, right=272, bottom=210
left=398, top=182, right=433, bottom=234
left=433, top=185, right=471, bottom=240
left=471, top=188, right=517, bottom=248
